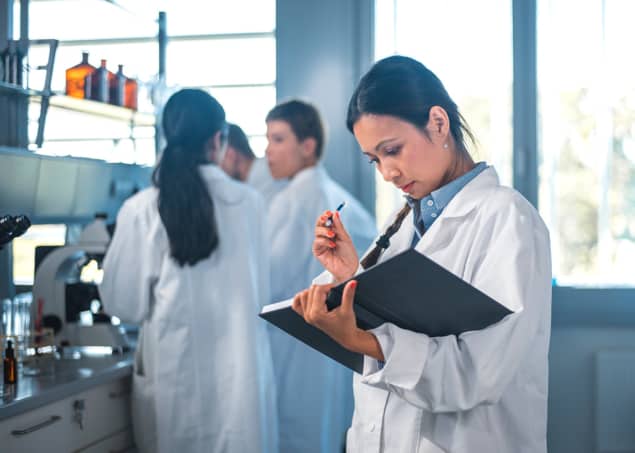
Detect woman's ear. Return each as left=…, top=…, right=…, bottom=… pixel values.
left=427, top=106, right=450, bottom=144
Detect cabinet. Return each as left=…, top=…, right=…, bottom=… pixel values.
left=0, top=377, right=133, bottom=453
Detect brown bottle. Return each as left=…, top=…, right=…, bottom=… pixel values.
left=109, top=65, right=126, bottom=107
left=124, top=76, right=138, bottom=110
left=3, top=339, right=17, bottom=385
left=65, top=52, right=96, bottom=99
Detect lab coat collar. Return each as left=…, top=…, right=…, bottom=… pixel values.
left=384, top=167, right=500, bottom=258
left=288, top=164, right=325, bottom=188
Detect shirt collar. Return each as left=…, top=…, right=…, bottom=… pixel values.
left=406, top=162, right=489, bottom=223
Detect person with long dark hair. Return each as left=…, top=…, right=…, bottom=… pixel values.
left=100, top=89, right=279, bottom=453
left=292, top=56, right=552, bottom=452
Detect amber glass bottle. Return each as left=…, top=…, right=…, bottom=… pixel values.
left=65, top=52, right=95, bottom=99
left=124, top=76, right=138, bottom=110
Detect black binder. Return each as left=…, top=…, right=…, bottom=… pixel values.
left=259, top=249, right=513, bottom=373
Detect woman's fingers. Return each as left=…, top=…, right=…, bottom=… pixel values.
left=340, top=280, right=358, bottom=313
left=313, top=237, right=336, bottom=256
left=315, top=225, right=336, bottom=240
left=304, top=284, right=334, bottom=324
left=315, top=210, right=332, bottom=228
left=292, top=292, right=304, bottom=316
left=331, top=211, right=353, bottom=243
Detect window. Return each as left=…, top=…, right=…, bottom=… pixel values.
left=537, top=0, right=635, bottom=286
left=373, top=0, right=513, bottom=226
left=25, top=0, right=275, bottom=161
left=12, top=224, right=66, bottom=286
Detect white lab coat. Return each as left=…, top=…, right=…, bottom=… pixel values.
left=247, top=157, right=288, bottom=206
left=267, top=165, right=377, bottom=453
left=315, top=166, right=552, bottom=453
left=100, top=165, right=279, bottom=453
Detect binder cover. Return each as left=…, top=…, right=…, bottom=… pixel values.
left=260, top=249, right=513, bottom=373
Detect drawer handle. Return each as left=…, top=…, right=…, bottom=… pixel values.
left=11, top=415, right=62, bottom=437
left=108, top=390, right=131, bottom=399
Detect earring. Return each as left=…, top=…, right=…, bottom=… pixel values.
left=443, top=143, right=448, bottom=149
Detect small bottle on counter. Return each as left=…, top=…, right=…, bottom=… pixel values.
left=65, top=51, right=96, bottom=99
left=109, top=64, right=126, bottom=107
left=3, top=339, right=17, bottom=385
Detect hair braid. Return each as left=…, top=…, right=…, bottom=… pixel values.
left=360, top=203, right=411, bottom=269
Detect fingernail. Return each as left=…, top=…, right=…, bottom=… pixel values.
left=335, top=212, right=340, bottom=218
left=350, top=280, right=357, bottom=288
left=327, top=231, right=335, bottom=238
left=326, top=211, right=332, bottom=216
left=329, top=241, right=336, bottom=248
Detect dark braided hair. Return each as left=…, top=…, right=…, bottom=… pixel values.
left=360, top=203, right=411, bottom=269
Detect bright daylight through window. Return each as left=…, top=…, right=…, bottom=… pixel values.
left=374, top=0, right=512, bottom=227
left=538, top=0, right=635, bottom=286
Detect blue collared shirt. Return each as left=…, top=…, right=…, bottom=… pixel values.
left=407, top=162, right=488, bottom=246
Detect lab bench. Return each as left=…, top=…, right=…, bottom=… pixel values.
left=0, top=353, right=134, bottom=452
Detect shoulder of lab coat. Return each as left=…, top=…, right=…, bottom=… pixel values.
left=100, top=186, right=165, bottom=324
left=100, top=165, right=265, bottom=323
left=360, top=167, right=552, bottom=412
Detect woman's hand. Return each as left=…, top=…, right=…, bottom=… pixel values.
left=312, top=210, right=359, bottom=283
left=292, top=281, right=385, bottom=361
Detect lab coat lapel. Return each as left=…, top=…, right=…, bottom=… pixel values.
left=415, top=167, right=500, bottom=255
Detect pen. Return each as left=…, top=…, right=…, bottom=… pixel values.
left=324, top=201, right=346, bottom=227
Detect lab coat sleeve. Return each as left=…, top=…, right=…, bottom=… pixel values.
left=99, top=199, right=161, bottom=324
left=361, top=198, right=551, bottom=412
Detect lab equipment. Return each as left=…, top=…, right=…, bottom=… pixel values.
left=0, top=214, right=31, bottom=249
left=3, top=339, right=17, bottom=384
left=65, top=51, right=96, bottom=98
left=31, top=214, right=129, bottom=352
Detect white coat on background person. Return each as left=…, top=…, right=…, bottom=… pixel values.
left=100, top=89, right=278, bottom=453
left=264, top=100, right=377, bottom=453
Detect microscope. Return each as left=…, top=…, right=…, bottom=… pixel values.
left=0, top=214, right=31, bottom=250
left=31, top=214, right=129, bottom=353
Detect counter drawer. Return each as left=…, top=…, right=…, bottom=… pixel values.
left=0, top=376, right=132, bottom=453
left=68, top=376, right=132, bottom=450
left=0, top=397, right=73, bottom=452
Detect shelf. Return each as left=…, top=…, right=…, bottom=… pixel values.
left=1, top=82, right=154, bottom=127
left=31, top=94, right=155, bottom=127
left=0, top=81, right=46, bottom=97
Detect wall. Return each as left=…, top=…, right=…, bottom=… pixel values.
left=276, top=0, right=376, bottom=214
left=549, top=287, right=635, bottom=453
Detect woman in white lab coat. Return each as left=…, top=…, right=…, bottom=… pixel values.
left=293, top=56, right=552, bottom=452
left=100, top=89, right=278, bottom=453
left=265, top=100, right=377, bottom=453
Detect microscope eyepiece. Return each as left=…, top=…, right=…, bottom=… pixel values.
left=0, top=214, right=32, bottom=248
